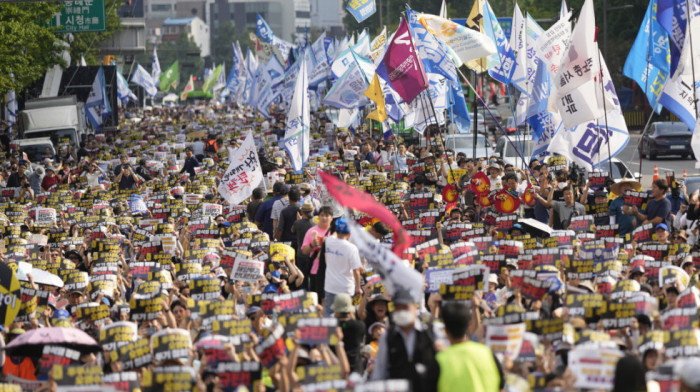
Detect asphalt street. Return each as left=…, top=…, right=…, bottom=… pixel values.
left=619, top=132, right=698, bottom=188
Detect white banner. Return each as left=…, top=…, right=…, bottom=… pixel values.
left=218, top=131, right=264, bottom=206
left=569, top=347, right=623, bottom=390
left=35, top=208, right=56, bottom=226
left=231, top=258, right=264, bottom=282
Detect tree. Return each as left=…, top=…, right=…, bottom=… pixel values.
left=210, top=22, right=255, bottom=67
left=69, top=0, right=123, bottom=65
left=0, top=2, right=66, bottom=96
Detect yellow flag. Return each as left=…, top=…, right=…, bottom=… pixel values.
left=465, top=0, right=488, bottom=73
left=364, top=74, right=387, bottom=122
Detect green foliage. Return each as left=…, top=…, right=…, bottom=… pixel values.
left=137, top=31, right=204, bottom=83
left=69, top=0, right=123, bottom=65
left=0, top=2, right=66, bottom=96
left=211, top=22, right=253, bottom=67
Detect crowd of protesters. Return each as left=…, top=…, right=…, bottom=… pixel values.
left=0, top=103, right=697, bottom=392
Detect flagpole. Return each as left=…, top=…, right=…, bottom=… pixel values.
left=595, top=44, right=614, bottom=167
left=457, top=68, right=540, bottom=184
left=686, top=0, right=699, bottom=118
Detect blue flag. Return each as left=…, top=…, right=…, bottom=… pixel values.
left=657, top=0, right=688, bottom=74
left=484, top=0, right=516, bottom=85
left=526, top=60, right=550, bottom=120
left=256, top=14, right=274, bottom=44
left=346, top=0, right=376, bottom=23
left=623, top=0, right=670, bottom=113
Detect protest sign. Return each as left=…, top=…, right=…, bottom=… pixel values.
left=218, top=131, right=264, bottom=205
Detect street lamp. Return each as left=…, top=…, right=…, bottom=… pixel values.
left=603, top=0, right=634, bottom=61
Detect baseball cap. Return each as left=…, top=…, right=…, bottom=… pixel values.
left=246, top=306, right=262, bottom=317
left=594, top=190, right=608, bottom=198
left=655, top=223, right=670, bottom=231
left=680, top=358, right=700, bottom=390
left=335, top=217, right=350, bottom=234
left=392, top=288, right=417, bottom=305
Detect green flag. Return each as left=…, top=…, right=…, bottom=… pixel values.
left=202, top=65, right=222, bottom=93
left=159, top=61, right=179, bottom=92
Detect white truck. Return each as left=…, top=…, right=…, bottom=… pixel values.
left=18, top=95, right=89, bottom=151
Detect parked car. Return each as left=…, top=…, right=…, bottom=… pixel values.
left=594, top=158, right=638, bottom=181
left=642, top=122, right=693, bottom=159
left=684, top=176, right=700, bottom=195
left=10, top=138, right=56, bottom=164
left=496, top=134, right=535, bottom=168
left=444, top=133, right=493, bottom=159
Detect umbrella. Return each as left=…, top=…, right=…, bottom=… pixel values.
left=17, top=268, right=64, bottom=288
left=4, top=327, right=100, bottom=357
left=518, top=218, right=553, bottom=238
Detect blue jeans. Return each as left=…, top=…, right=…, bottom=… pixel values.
left=323, top=291, right=337, bottom=317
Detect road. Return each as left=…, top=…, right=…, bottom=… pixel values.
left=619, top=133, right=698, bottom=188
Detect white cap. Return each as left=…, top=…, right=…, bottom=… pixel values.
left=489, top=274, right=499, bottom=284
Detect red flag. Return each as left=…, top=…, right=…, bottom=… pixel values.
left=318, top=171, right=411, bottom=256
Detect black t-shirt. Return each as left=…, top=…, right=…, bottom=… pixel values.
left=278, top=204, right=300, bottom=245
left=119, top=172, right=137, bottom=190
left=247, top=200, right=262, bottom=222
left=338, top=318, right=366, bottom=373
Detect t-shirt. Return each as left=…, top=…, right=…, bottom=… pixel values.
left=302, top=225, right=331, bottom=275
left=246, top=200, right=262, bottom=222
left=323, top=237, right=362, bottom=295
left=644, top=197, right=673, bottom=229
left=436, top=341, right=500, bottom=392
left=271, top=197, right=290, bottom=221
left=552, top=201, right=585, bottom=230
left=610, top=196, right=635, bottom=236
left=254, top=196, right=281, bottom=237
left=338, top=318, right=366, bottom=373
left=277, top=204, right=300, bottom=245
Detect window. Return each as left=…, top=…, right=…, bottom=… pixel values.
left=296, top=10, right=310, bottom=18
left=151, top=4, right=171, bottom=11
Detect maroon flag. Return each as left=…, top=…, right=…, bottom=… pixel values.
left=377, top=17, right=428, bottom=104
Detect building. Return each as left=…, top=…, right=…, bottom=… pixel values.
left=207, top=0, right=310, bottom=43
left=162, top=17, right=210, bottom=57
left=309, top=0, right=344, bottom=38
left=144, top=0, right=207, bottom=44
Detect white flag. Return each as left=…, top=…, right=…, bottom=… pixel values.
left=218, top=131, right=263, bottom=205
left=418, top=13, right=497, bottom=66
left=555, top=0, right=603, bottom=130
left=131, top=64, right=157, bottom=96
left=283, top=57, right=310, bottom=173
left=152, top=47, right=161, bottom=83
left=85, top=67, right=110, bottom=131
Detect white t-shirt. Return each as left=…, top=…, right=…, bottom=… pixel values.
left=324, top=237, right=362, bottom=295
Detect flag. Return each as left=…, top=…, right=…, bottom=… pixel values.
left=549, top=56, right=629, bottom=170
left=80, top=55, right=87, bottom=67
left=623, top=0, right=670, bottom=114
left=346, top=0, right=376, bottom=23
left=659, top=20, right=700, bottom=132
left=330, top=30, right=371, bottom=79
left=256, top=14, right=274, bottom=44
left=283, top=57, right=310, bottom=173
left=131, top=64, right=157, bottom=96
left=159, top=61, right=179, bottom=92
left=116, top=69, right=137, bottom=104
left=535, top=13, right=571, bottom=78
left=218, top=131, right=264, bottom=205
left=440, top=0, right=447, bottom=18
left=465, top=0, right=488, bottom=72
left=376, top=17, right=428, bottom=104
left=180, top=75, right=194, bottom=101
left=484, top=0, right=516, bottom=84
left=202, top=65, right=223, bottom=93
left=657, top=0, right=687, bottom=74
left=528, top=111, right=561, bottom=160
left=213, top=63, right=226, bottom=92
left=418, top=13, right=496, bottom=69
left=369, top=27, right=387, bottom=61
left=5, top=89, right=16, bottom=127
left=560, top=0, right=569, bottom=20
left=510, top=4, right=527, bottom=92
left=152, top=47, right=161, bottom=83
left=555, top=0, right=603, bottom=130
left=323, top=62, right=369, bottom=109
left=403, top=73, right=449, bottom=134
left=525, top=61, right=550, bottom=121
left=85, top=67, right=111, bottom=131
left=365, top=74, right=387, bottom=122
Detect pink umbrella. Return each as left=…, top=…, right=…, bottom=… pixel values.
left=4, top=327, right=100, bottom=357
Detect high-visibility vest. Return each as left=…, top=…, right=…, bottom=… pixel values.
left=436, top=341, right=500, bottom=392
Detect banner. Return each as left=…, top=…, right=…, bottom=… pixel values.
left=218, top=131, right=264, bottom=205
left=283, top=57, right=310, bottom=173
left=485, top=323, right=526, bottom=360
left=131, top=64, right=157, bottom=96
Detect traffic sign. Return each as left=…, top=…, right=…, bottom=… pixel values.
left=48, top=0, right=106, bottom=33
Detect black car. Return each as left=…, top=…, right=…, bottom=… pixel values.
left=642, top=122, right=693, bottom=159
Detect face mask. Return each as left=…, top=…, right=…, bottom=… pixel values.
left=392, top=310, right=414, bottom=327
left=558, top=182, right=567, bottom=190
